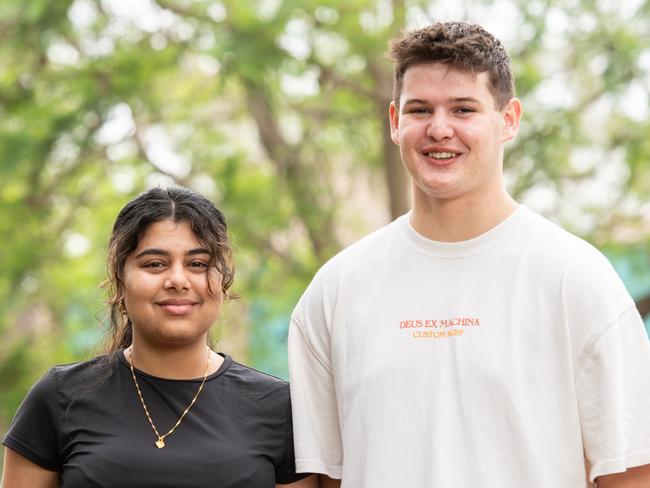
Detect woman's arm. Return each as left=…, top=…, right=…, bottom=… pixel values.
left=317, top=475, right=341, bottom=488
left=276, top=473, right=318, bottom=488
left=276, top=474, right=342, bottom=487
left=1, top=448, right=59, bottom=488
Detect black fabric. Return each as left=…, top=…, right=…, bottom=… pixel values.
left=3, top=351, right=307, bottom=487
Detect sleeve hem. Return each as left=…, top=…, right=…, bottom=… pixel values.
left=2, top=437, right=60, bottom=472
left=589, top=449, right=650, bottom=482
left=295, top=459, right=342, bottom=479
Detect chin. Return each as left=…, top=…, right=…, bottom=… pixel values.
left=157, top=328, right=208, bottom=346
left=417, top=179, right=465, bottom=199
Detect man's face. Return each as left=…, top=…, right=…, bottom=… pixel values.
left=389, top=63, right=521, bottom=205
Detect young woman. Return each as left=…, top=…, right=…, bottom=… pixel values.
left=2, top=187, right=316, bottom=488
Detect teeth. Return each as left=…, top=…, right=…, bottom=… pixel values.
left=427, top=152, right=456, bottom=159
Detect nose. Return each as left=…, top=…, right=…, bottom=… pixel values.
left=164, top=263, right=190, bottom=291
left=426, top=112, right=454, bottom=141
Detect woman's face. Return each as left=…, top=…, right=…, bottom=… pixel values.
left=122, top=219, right=223, bottom=349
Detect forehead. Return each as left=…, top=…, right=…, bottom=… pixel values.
left=136, top=220, right=201, bottom=248
left=400, top=63, right=493, bottom=103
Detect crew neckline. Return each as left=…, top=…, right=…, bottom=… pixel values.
left=398, top=205, right=529, bottom=258
left=117, top=349, right=232, bottom=382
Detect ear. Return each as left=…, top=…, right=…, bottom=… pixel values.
left=389, top=101, right=400, bottom=145
left=500, top=97, right=522, bottom=143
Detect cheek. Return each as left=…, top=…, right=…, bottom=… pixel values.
left=457, top=123, right=483, bottom=145
left=400, top=120, right=424, bottom=140
left=397, top=125, right=424, bottom=159
left=123, top=271, right=155, bottom=304
left=206, top=269, right=224, bottom=294
left=122, top=274, right=137, bottom=304
left=208, top=286, right=224, bottom=308
left=203, top=291, right=223, bottom=323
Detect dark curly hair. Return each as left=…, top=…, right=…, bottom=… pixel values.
left=103, top=186, right=234, bottom=352
left=387, top=22, right=514, bottom=109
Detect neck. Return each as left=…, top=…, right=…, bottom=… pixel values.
left=411, top=189, right=517, bottom=242
left=127, top=340, right=222, bottom=379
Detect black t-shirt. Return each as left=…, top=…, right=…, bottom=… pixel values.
left=3, top=351, right=307, bottom=487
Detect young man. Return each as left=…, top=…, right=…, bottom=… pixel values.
left=288, top=22, right=650, bottom=487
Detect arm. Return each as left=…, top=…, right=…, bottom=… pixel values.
left=565, top=256, right=650, bottom=484
left=288, top=307, right=343, bottom=480
left=1, top=447, right=59, bottom=488
left=275, top=473, right=341, bottom=488
left=318, top=474, right=341, bottom=488
left=275, top=474, right=318, bottom=488
left=277, top=475, right=341, bottom=488
left=595, top=464, right=650, bottom=487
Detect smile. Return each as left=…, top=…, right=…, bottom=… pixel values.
left=157, top=300, right=198, bottom=315
left=422, top=150, right=460, bottom=166
left=426, top=152, right=457, bottom=160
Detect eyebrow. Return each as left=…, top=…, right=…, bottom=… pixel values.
left=133, top=248, right=211, bottom=259
left=402, top=96, right=483, bottom=106
left=450, top=97, right=482, bottom=104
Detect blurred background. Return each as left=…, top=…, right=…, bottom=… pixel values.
left=1, top=0, right=649, bottom=470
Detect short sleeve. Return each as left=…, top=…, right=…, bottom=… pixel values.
left=2, top=368, right=62, bottom=471
left=288, top=277, right=343, bottom=479
left=576, top=305, right=650, bottom=481
left=274, top=395, right=310, bottom=484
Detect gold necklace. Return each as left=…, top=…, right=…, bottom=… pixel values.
left=127, top=346, right=211, bottom=449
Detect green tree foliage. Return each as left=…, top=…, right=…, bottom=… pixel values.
left=1, top=0, right=649, bottom=465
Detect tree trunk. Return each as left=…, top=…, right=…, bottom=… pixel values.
left=382, top=118, right=410, bottom=220
left=370, top=60, right=410, bottom=221
left=636, top=293, right=650, bottom=320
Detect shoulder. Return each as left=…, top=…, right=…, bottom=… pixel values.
left=520, top=208, right=635, bottom=324
left=321, top=216, right=403, bottom=273
left=14, top=367, right=60, bottom=411
left=13, top=354, right=122, bottom=412
left=46, top=353, right=118, bottom=391
left=216, top=358, right=291, bottom=418
left=223, top=359, right=290, bottom=397
left=22, top=354, right=112, bottom=398
left=3, top=354, right=118, bottom=471
left=297, top=217, right=403, bottom=301
left=518, top=208, right=602, bottom=258
left=517, top=208, right=622, bottom=278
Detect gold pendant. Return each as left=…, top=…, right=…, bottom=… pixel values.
left=156, top=439, right=165, bottom=448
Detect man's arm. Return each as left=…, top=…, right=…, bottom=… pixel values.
left=596, top=464, right=650, bottom=487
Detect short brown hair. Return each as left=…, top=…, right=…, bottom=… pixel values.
left=387, top=22, right=514, bottom=109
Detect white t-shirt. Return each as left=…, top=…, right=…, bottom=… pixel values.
left=288, top=206, right=650, bottom=488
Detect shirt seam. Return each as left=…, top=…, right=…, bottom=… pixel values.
left=396, top=207, right=525, bottom=259
left=52, top=366, right=65, bottom=468
left=397, top=231, right=504, bottom=260
left=574, top=303, right=638, bottom=378
left=291, top=313, right=334, bottom=375
left=230, top=360, right=288, bottom=384
left=276, top=389, right=293, bottom=480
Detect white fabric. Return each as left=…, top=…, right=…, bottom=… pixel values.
left=288, top=206, right=650, bottom=488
